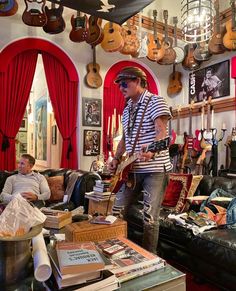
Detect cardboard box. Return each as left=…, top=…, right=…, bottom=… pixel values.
left=64, top=219, right=127, bottom=242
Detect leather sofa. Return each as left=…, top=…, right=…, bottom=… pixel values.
left=0, top=168, right=101, bottom=212
left=127, top=175, right=236, bottom=291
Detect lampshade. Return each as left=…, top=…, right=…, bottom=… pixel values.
left=181, top=0, right=214, bottom=43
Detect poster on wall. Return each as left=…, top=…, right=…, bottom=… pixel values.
left=34, top=95, right=47, bottom=161
left=83, top=130, right=100, bottom=156
left=82, top=97, right=101, bottom=127
left=189, top=60, right=230, bottom=103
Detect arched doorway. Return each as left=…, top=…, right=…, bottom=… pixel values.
left=102, top=60, right=159, bottom=158
left=0, top=38, right=79, bottom=170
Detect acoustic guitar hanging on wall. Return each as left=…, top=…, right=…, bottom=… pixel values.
left=85, top=45, right=103, bottom=89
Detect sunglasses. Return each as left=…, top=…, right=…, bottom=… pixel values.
left=118, top=78, right=137, bottom=89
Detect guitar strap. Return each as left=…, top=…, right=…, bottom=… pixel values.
left=130, top=94, right=152, bottom=155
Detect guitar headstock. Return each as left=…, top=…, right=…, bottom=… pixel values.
left=207, top=96, right=212, bottom=104
left=177, top=104, right=182, bottom=113
left=147, top=137, right=170, bottom=153
left=189, top=99, right=195, bottom=111
left=173, top=16, right=178, bottom=25
left=153, top=9, right=157, bottom=18
left=163, top=10, right=168, bottom=22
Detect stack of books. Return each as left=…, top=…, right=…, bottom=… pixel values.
left=85, top=179, right=115, bottom=201
left=47, top=241, right=119, bottom=290
left=41, top=208, right=72, bottom=229
left=95, top=236, right=166, bottom=283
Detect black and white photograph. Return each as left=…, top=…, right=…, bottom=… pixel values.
left=82, top=97, right=101, bottom=127
left=189, top=60, right=230, bottom=103
left=83, top=130, right=101, bottom=156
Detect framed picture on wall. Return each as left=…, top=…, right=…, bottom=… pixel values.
left=189, top=60, right=230, bottom=103
left=34, top=95, right=47, bottom=161
left=83, top=130, right=101, bottom=156
left=82, top=97, right=101, bottom=127
left=20, top=118, right=27, bottom=131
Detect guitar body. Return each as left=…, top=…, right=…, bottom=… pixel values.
left=85, top=63, right=103, bottom=89
left=170, top=129, right=177, bottom=145
left=120, top=24, right=140, bottom=56
left=43, top=5, right=65, bottom=34
left=101, top=22, right=124, bottom=52
left=182, top=44, right=201, bottom=71
left=134, top=33, right=148, bottom=58
left=209, top=32, right=226, bottom=54
left=86, top=16, right=104, bottom=46
left=193, top=43, right=212, bottom=61
left=158, top=38, right=176, bottom=65
left=167, top=70, right=182, bottom=96
left=0, top=0, right=18, bottom=16
left=69, top=13, right=88, bottom=43
left=22, top=0, right=47, bottom=27
left=223, top=20, right=236, bottom=50
left=193, top=129, right=202, bottom=152
left=147, top=33, right=165, bottom=62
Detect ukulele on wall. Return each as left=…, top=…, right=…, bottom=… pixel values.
left=101, top=22, right=124, bottom=52
left=167, top=64, right=182, bottom=97
left=120, top=17, right=140, bottom=56
left=86, top=15, right=104, bottom=46
left=85, top=46, right=103, bottom=89
left=43, top=2, right=65, bottom=34
left=22, top=0, right=47, bottom=27
left=0, top=0, right=18, bottom=16
left=69, top=11, right=88, bottom=43
left=208, top=0, right=226, bottom=54
left=147, top=10, right=165, bottom=62
left=223, top=0, right=236, bottom=50
left=158, top=10, right=176, bottom=65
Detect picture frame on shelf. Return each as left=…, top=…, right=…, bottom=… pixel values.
left=189, top=60, right=230, bottom=103
left=83, top=130, right=101, bottom=156
left=82, top=97, right=101, bottom=127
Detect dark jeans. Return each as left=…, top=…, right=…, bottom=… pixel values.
left=112, top=172, right=168, bottom=253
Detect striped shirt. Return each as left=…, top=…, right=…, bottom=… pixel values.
left=122, top=90, right=172, bottom=173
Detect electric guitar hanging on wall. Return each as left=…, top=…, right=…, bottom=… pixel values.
left=0, top=0, right=18, bottom=16
left=69, top=11, right=88, bottom=43
left=43, top=2, right=65, bottom=34
left=22, top=0, right=47, bottom=27
left=110, top=138, right=170, bottom=193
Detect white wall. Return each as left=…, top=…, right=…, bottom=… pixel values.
left=0, top=1, right=234, bottom=171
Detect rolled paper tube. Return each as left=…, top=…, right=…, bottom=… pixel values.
left=32, top=231, right=52, bottom=282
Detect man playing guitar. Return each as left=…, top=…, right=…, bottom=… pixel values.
left=109, top=66, right=172, bottom=254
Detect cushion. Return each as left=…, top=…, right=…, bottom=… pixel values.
left=183, top=175, right=204, bottom=211
left=162, top=173, right=193, bottom=213
left=46, top=176, right=65, bottom=202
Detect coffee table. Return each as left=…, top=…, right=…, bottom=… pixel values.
left=120, top=263, right=186, bottom=291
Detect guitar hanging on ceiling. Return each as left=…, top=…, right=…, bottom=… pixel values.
left=85, top=45, right=103, bottom=89
left=86, top=15, right=104, bottom=46
left=158, top=10, right=176, bottom=65
left=172, top=16, right=185, bottom=64
left=0, top=0, right=18, bottom=16
left=43, top=2, right=65, bottom=34
left=22, top=0, right=47, bottom=27
left=69, top=11, right=88, bottom=43
left=147, top=10, right=165, bottom=62
left=223, top=0, right=236, bottom=50
left=208, top=0, right=226, bottom=54
left=120, top=17, right=140, bottom=56
left=101, top=21, right=124, bottom=52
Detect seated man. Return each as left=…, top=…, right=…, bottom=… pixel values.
left=0, top=154, right=51, bottom=207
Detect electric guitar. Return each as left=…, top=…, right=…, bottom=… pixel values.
left=0, top=0, right=18, bottom=16
left=193, top=98, right=206, bottom=152
left=182, top=43, right=200, bottom=71
left=101, top=22, right=124, bottom=52
left=110, top=138, right=170, bottom=193
left=147, top=10, right=165, bottom=62
left=120, top=17, right=140, bottom=56
left=43, top=2, right=65, bottom=34
left=86, top=15, right=104, bottom=46
left=167, top=63, right=182, bottom=97
left=85, top=46, right=103, bottom=89
left=208, top=0, right=226, bottom=54
left=69, top=11, right=88, bottom=43
left=158, top=10, right=176, bottom=65
left=223, top=0, right=236, bottom=50
left=169, top=106, right=177, bottom=145
left=175, top=105, right=184, bottom=145
left=22, top=0, right=47, bottom=27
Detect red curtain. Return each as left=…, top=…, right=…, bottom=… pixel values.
left=42, top=52, right=78, bottom=169
left=0, top=51, right=38, bottom=170
left=103, top=61, right=158, bottom=158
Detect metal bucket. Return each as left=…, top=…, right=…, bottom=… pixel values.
left=0, top=224, right=42, bottom=285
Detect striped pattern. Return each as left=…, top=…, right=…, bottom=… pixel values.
left=122, top=90, right=172, bottom=173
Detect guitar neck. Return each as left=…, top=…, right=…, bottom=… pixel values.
left=232, top=0, right=236, bottom=31
left=177, top=110, right=180, bottom=134
left=173, top=17, right=178, bottom=47
left=189, top=109, right=193, bottom=136
left=163, top=10, right=168, bottom=40
left=215, top=0, right=220, bottom=34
